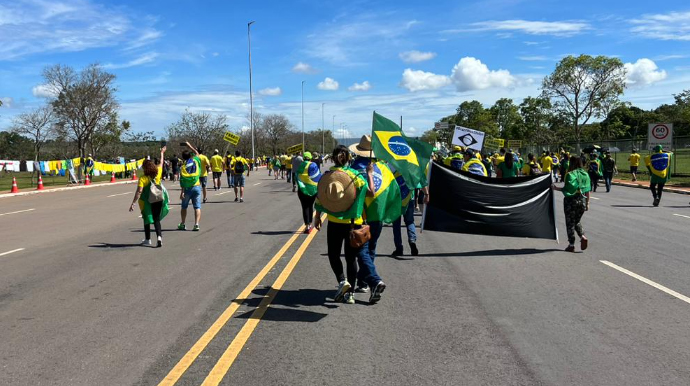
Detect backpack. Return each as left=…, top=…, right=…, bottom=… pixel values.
left=234, top=159, right=245, bottom=174
left=588, top=160, right=599, bottom=174
left=529, top=162, right=541, bottom=176
left=149, top=181, right=164, bottom=203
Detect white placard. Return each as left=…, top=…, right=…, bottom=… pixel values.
left=451, top=126, right=485, bottom=152
left=648, top=123, right=673, bottom=150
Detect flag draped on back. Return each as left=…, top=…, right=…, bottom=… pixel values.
left=315, top=167, right=368, bottom=220
left=351, top=159, right=401, bottom=224
left=297, top=161, right=322, bottom=196
left=371, top=112, right=432, bottom=189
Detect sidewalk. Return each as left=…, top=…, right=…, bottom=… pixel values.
left=612, top=179, right=690, bottom=195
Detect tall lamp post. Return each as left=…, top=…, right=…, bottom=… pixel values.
left=332, top=115, right=336, bottom=146
left=321, top=103, right=325, bottom=155
left=248, top=21, right=256, bottom=161
left=301, top=80, right=305, bottom=153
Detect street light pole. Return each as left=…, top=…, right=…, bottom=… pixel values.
left=301, top=80, right=305, bottom=153
left=321, top=103, right=325, bottom=155
left=248, top=21, right=255, bottom=161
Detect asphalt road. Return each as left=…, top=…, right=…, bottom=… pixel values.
left=2, top=171, right=690, bottom=385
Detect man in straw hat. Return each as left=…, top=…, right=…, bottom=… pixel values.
left=314, top=145, right=385, bottom=305
left=349, top=135, right=396, bottom=298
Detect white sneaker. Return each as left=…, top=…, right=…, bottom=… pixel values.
left=334, top=280, right=351, bottom=302
left=141, top=239, right=152, bottom=246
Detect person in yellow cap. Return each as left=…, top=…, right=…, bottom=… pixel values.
left=444, top=145, right=465, bottom=169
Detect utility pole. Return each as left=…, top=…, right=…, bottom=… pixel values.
left=321, top=103, right=325, bottom=155
left=248, top=21, right=255, bottom=161
left=301, top=80, right=305, bottom=153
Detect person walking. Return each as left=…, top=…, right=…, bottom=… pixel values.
left=314, top=145, right=380, bottom=305
left=286, top=154, right=293, bottom=184
left=225, top=151, right=234, bottom=188
left=496, top=151, right=519, bottom=178
left=628, top=149, right=641, bottom=182
left=178, top=142, right=203, bottom=231
left=170, top=154, right=180, bottom=183
left=129, top=146, right=169, bottom=247
left=645, top=145, right=672, bottom=207
left=210, top=149, right=225, bottom=191
left=291, top=152, right=303, bottom=193
left=296, top=152, right=320, bottom=233
left=230, top=150, right=250, bottom=202
left=461, top=149, right=488, bottom=177
left=602, top=151, right=617, bottom=193
left=558, top=156, right=590, bottom=253
left=587, top=152, right=603, bottom=193
left=272, top=156, right=281, bottom=180
left=522, top=153, right=542, bottom=176
left=197, top=149, right=211, bottom=203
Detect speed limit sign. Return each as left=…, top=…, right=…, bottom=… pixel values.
left=648, top=123, right=673, bottom=150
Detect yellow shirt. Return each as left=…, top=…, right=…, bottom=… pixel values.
left=286, top=157, right=293, bottom=170
left=628, top=153, right=641, bottom=167
left=541, top=156, right=553, bottom=173
left=198, top=154, right=210, bottom=177
left=230, top=157, right=249, bottom=174
left=210, top=155, right=224, bottom=172
left=138, top=167, right=162, bottom=188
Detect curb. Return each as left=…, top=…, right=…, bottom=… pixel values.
left=0, top=180, right=138, bottom=199
left=612, top=181, right=690, bottom=196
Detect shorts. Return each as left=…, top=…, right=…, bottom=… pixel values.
left=181, top=185, right=202, bottom=210
left=630, top=166, right=638, bottom=173
left=280, top=165, right=286, bottom=171
left=232, top=174, right=245, bottom=187
left=213, top=171, right=222, bottom=179
left=199, top=176, right=207, bottom=188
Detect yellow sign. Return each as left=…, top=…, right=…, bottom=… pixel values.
left=223, top=132, right=240, bottom=145
left=507, top=140, right=522, bottom=149
left=287, top=143, right=303, bottom=154
left=484, top=138, right=504, bottom=149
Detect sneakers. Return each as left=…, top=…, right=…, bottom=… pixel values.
left=292, top=186, right=296, bottom=192
left=410, top=242, right=419, bottom=256
left=193, top=224, right=200, bottom=231
left=355, top=285, right=370, bottom=293
left=565, top=245, right=575, bottom=253
left=344, top=292, right=355, bottom=304
left=653, top=198, right=660, bottom=207
left=203, top=198, right=207, bottom=203
left=141, top=239, right=152, bottom=246
left=391, top=249, right=403, bottom=257
left=234, top=197, right=239, bottom=202
left=177, top=223, right=186, bottom=231
left=156, top=236, right=162, bottom=248
left=240, top=198, right=244, bottom=203
left=370, top=281, right=386, bottom=304
left=334, top=280, right=351, bottom=302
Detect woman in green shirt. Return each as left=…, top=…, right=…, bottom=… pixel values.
left=558, top=156, right=591, bottom=252
left=496, top=151, right=519, bottom=178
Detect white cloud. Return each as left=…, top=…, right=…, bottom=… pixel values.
left=0, top=97, right=13, bottom=108
left=348, top=81, right=371, bottom=92
left=631, top=11, right=690, bottom=41
left=624, top=58, right=667, bottom=87
left=653, top=54, right=688, bottom=61
left=258, top=87, right=282, bottom=96
left=292, top=62, right=318, bottom=74
left=103, top=52, right=159, bottom=69
left=317, top=77, right=339, bottom=91
left=466, top=20, right=590, bottom=36
left=32, top=84, right=58, bottom=98
left=400, top=69, right=452, bottom=92
left=0, top=0, right=162, bottom=60
left=212, top=52, right=220, bottom=57
left=450, top=57, right=516, bottom=91
left=399, top=50, right=437, bottom=63
left=518, top=56, right=548, bottom=61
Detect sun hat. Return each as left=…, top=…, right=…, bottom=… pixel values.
left=348, top=135, right=375, bottom=158
left=303, top=151, right=312, bottom=160
left=317, top=170, right=357, bottom=213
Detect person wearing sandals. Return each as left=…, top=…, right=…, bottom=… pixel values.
left=557, top=156, right=590, bottom=252
left=314, top=145, right=384, bottom=305
left=129, top=146, right=170, bottom=247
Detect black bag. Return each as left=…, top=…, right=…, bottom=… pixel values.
left=234, top=159, right=245, bottom=174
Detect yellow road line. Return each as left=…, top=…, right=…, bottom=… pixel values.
left=157, top=223, right=307, bottom=386
left=200, top=214, right=326, bottom=386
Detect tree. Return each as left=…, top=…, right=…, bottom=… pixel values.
left=165, top=110, right=228, bottom=154
left=490, top=98, right=522, bottom=139
left=11, top=105, right=55, bottom=162
left=44, top=63, right=119, bottom=176
left=519, top=96, right=555, bottom=144
left=262, top=114, right=294, bottom=155
left=455, top=101, right=499, bottom=139
left=88, top=114, right=130, bottom=159
left=541, top=55, right=626, bottom=150
left=420, top=129, right=439, bottom=145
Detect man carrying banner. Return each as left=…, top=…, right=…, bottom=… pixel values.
left=645, top=145, right=672, bottom=207
left=558, top=156, right=591, bottom=252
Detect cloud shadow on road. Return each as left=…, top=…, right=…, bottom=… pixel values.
left=415, top=248, right=561, bottom=258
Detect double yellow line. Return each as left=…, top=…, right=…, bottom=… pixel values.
left=159, top=214, right=326, bottom=386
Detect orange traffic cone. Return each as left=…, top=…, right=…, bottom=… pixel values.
left=36, top=175, right=44, bottom=190
left=10, top=176, right=19, bottom=193
left=131, top=170, right=137, bottom=180
left=110, top=172, right=116, bottom=183
left=84, top=174, right=91, bottom=186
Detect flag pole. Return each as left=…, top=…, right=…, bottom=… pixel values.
left=370, top=111, right=375, bottom=159
left=420, top=159, right=433, bottom=233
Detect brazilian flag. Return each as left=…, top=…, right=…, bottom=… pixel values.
left=357, top=161, right=402, bottom=223
left=297, top=161, right=322, bottom=196
left=371, top=112, right=433, bottom=189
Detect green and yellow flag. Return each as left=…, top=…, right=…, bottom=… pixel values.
left=297, top=161, right=322, bottom=196
left=315, top=166, right=368, bottom=220
left=371, top=112, right=433, bottom=189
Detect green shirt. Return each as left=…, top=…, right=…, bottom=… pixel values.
left=562, top=169, right=591, bottom=197
left=498, top=162, right=519, bottom=178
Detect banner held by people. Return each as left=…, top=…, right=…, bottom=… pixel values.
left=422, top=161, right=558, bottom=241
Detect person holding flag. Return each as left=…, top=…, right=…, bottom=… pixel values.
left=350, top=135, right=400, bottom=294
left=645, top=145, right=672, bottom=207
left=129, top=146, right=170, bottom=248
left=178, top=142, right=203, bottom=231
left=296, top=152, right=321, bottom=233
left=461, top=149, right=488, bottom=177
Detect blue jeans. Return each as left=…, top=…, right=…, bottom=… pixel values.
left=603, top=171, right=613, bottom=192
left=393, top=200, right=417, bottom=250
left=181, top=185, right=202, bottom=209
left=357, top=221, right=383, bottom=288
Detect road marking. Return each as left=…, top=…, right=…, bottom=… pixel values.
left=0, top=248, right=25, bottom=257
left=253, top=182, right=261, bottom=186
left=0, top=208, right=35, bottom=216
left=107, top=192, right=130, bottom=197
left=157, top=221, right=308, bottom=386
left=600, top=260, right=690, bottom=305
left=201, top=214, right=326, bottom=386
left=590, top=197, right=600, bottom=200
left=673, top=214, right=690, bottom=219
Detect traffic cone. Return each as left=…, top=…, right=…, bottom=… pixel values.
left=110, top=172, right=116, bottom=183
left=131, top=170, right=137, bottom=180
left=84, top=174, right=91, bottom=186
left=10, top=176, right=19, bottom=193
left=36, top=175, right=44, bottom=190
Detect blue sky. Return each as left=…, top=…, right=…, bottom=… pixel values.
left=1, top=0, right=689, bottom=138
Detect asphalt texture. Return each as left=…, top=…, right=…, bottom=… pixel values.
left=2, top=168, right=690, bottom=386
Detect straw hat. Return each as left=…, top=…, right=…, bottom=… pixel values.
left=317, top=170, right=357, bottom=213
left=348, top=135, right=375, bottom=158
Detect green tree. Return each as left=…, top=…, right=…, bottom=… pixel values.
left=490, top=98, right=522, bottom=139
left=518, top=96, right=554, bottom=144
left=165, top=109, right=228, bottom=155
left=541, top=55, right=626, bottom=150
left=454, top=100, right=499, bottom=139
left=420, top=129, right=439, bottom=145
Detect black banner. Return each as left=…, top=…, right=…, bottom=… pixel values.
left=422, top=162, right=557, bottom=240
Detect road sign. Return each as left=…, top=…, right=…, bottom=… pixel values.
left=507, top=140, right=522, bottom=149
left=648, top=123, right=673, bottom=150
left=287, top=143, right=303, bottom=154
left=451, top=126, right=485, bottom=152
left=435, top=121, right=449, bottom=130
left=223, top=132, right=240, bottom=146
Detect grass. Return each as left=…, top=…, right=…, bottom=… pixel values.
left=0, top=171, right=132, bottom=191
